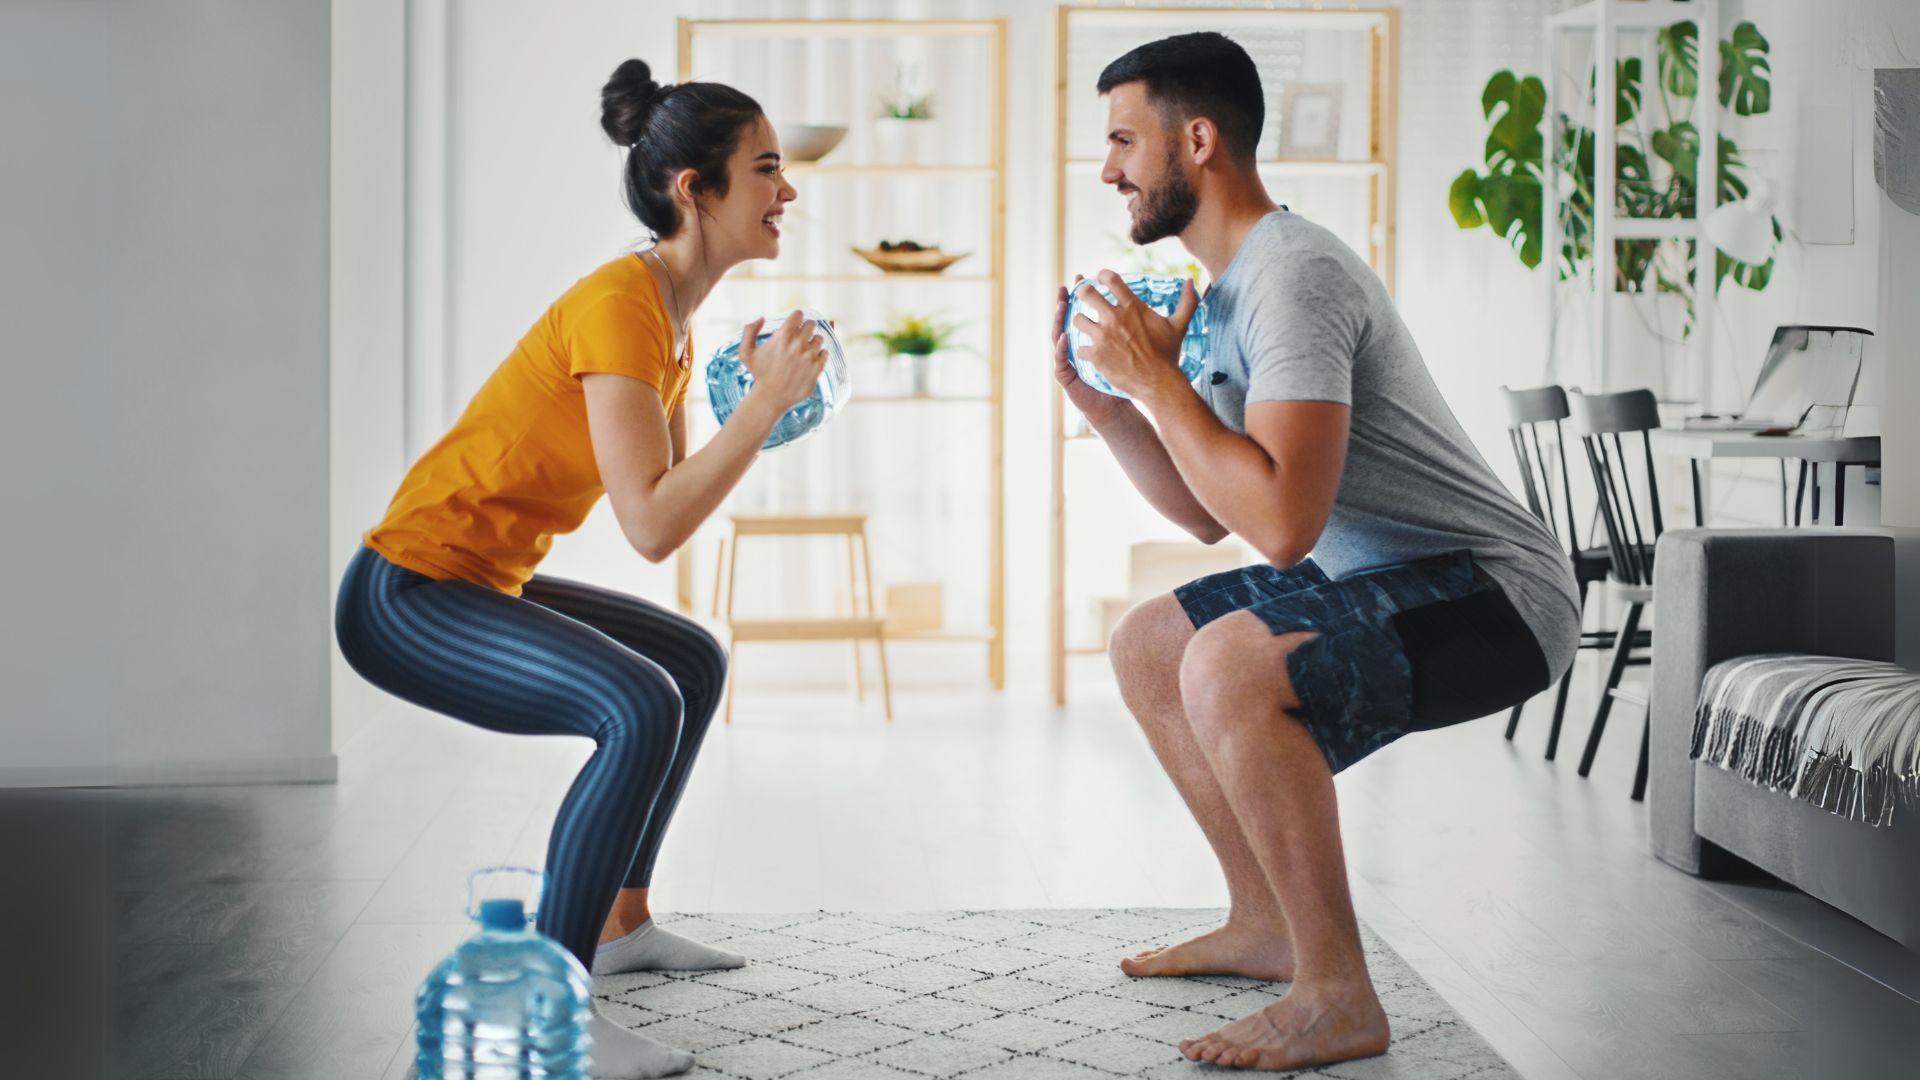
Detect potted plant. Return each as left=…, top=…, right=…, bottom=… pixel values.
left=867, top=313, right=962, bottom=397
left=874, top=63, right=935, bottom=164
left=1448, top=19, right=1776, bottom=400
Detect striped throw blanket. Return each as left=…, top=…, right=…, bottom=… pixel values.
left=1692, top=654, right=1920, bottom=827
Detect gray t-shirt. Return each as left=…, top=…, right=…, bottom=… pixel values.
left=1197, top=211, right=1581, bottom=677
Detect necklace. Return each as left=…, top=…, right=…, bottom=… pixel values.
left=644, top=246, right=691, bottom=369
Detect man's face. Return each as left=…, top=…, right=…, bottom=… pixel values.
left=1100, top=82, right=1199, bottom=246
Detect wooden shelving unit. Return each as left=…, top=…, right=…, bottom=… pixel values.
left=1049, top=2, right=1400, bottom=703
left=677, top=16, right=1008, bottom=690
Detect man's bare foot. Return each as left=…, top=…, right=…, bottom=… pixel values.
left=1119, top=919, right=1295, bottom=981
left=1179, top=981, right=1390, bottom=1071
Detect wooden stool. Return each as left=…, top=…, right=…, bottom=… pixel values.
left=714, top=514, right=893, bottom=723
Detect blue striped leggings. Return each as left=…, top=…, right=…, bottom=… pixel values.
left=333, top=545, right=726, bottom=969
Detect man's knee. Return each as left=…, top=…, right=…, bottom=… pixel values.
left=1109, top=593, right=1191, bottom=699
left=1179, top=614, right=1310, bottom=742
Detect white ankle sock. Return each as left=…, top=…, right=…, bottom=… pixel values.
left=592, top=919, right=746, bottom=975
left=587, top=1007, right=693, bottom=1079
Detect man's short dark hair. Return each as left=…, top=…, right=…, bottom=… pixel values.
left=1096, top=32, right=1264, bottom=164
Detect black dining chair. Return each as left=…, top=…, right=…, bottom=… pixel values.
left=1497, top=385, right=1625, bottom=762
left=1568, top=388, right=1664, bottom=800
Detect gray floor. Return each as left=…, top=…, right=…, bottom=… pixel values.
left=7, top=649, right=1918, bottom=1079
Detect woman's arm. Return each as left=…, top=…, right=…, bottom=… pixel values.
left=586, top=312, right=825, bottom=563
left=583, top=376, right=778, bottom=562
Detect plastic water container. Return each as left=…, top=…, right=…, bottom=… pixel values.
left=1062, top=274, right=1211, bottom=398
left=415, top=872, right=591, bottom=1079
left=706, top=310, right=852, bottom=450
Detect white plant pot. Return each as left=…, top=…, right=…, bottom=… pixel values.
left=905, top=352, right=934, bottom=396
left=873, top=116, right=933, bottom=164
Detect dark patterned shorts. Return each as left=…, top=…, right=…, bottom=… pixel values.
left=1175, top=550, right=1551, bottom=774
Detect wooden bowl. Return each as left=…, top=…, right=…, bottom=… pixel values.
left=851, top=246, right=970, bottom=274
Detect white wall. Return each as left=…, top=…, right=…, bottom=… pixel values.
left=332, top=0, right=409, bottom=753
left=407, top=0, right=1570, bottom=689
left=0, top=0, right=336, bottom=786
left=403, top=0, right=1916, bottom=681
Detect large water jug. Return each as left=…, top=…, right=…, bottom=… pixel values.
left=706, top=310, right=851, bottom=450
left=415, top=870, right=591, bottom=1079
left=1062, top=274, right=1210, bottom=398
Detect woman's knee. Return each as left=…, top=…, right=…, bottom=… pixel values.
left=595, top=665, right=685, bottom=756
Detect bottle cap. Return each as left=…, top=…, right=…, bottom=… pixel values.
left=478, top=898, right=527, bottom=931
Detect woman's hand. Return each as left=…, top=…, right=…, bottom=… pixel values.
left=1054, top=276, right=1127, bottom=427
left=739, top=310, right=828, bottom=413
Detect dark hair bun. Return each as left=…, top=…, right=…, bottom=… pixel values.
left=601, top=58, right=662, bottom=147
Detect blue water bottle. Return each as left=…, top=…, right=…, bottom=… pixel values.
left=1062, top=273, right=1211, bottom=398
left=706, top=309, right=852, bottom=450
left=415, top=868, right=591, bottom=1079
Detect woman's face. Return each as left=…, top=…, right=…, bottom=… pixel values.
left=696, top=115, right=796, bottom=263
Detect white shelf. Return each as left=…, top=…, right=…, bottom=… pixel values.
left=1548, top=0, right=1703, bottom=30
left=726, top=274, right=991, bottom=284
left=1064, top=158, right=1384, bottom=177
left=1608, top=217, right=1704, bottom=240
left=783, top=163, right=995, bottom=178
left=686, top=19, right=997, bottom=40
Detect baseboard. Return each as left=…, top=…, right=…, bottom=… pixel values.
left=0, top=753, right=339, bottom=789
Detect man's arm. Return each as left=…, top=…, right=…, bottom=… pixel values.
left=1141, top=393, right=1347, bottom=567
left=1071, top=267, right=1353, bottom=567
left=1053, top=281, right=1225, bottom=543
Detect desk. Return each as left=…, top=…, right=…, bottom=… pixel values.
left=1649, top=430, right=1881, bottom=526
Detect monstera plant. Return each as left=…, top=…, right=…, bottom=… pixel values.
left=1449, top=19, right=1776, bottom=332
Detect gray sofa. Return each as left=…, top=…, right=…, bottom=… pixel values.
left=1649, top=528, right=1920, bottom=950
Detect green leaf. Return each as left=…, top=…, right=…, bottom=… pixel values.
left=1449, top=170, right=1487, bottom=229
left=1717, top=135, right=1749, bottom=205
left=1484, top=73, right=1546, bottom=172
left=1719, top=22, right=1771, bottom=115
left=1651, top=121, right=1700, bottom=187
left=1658, top=21, right=1698, bottom=97
left=1617, top=143, right=1652, bottom=193
left=1482, top=70, right=1516, bottom=117
left=1617, top=57, right=1643, bottom=126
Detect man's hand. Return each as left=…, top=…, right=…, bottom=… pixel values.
left=1069, top=269, right=1199, bottom=405
left=1053, top=275, right=1129, bottom=427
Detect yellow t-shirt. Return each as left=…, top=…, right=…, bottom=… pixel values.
left=365, top=253, right=692, bottom=595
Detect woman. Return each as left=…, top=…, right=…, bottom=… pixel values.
left=335, top=59, right=817, bottom=1079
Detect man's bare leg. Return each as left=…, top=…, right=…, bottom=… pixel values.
left=1176, top=612, right=1389, bottom=1071
left=1107, top=595, right=1294, bottom=981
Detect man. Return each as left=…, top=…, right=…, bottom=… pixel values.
left=1057, top=32, right=1581, bottom=1071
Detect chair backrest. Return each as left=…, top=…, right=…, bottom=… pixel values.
left=1568, top=388, right=1664, bottom=586
left=1499, top=384, right=1580, bottom=558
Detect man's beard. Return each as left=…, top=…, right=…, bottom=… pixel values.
left=1127, top=152, right=1199, bottom=245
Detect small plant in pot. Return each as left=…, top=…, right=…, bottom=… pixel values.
left=867, top=313, right=962, bottom=397
left=874, top=63, right=935, bottom=163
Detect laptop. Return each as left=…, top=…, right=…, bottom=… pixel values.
left=1683, top=324, right=1871, bottom=432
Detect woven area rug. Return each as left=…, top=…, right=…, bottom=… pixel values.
left=592, top=910, right=1518, bottom=1079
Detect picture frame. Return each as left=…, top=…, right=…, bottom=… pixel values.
left=1277, top=82, right=1344, bottom=159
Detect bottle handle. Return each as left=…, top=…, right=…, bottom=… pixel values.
left=466, top=866, right=545, bottom=923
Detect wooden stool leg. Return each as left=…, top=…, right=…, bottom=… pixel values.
left=725, top=634, right=738, bottom=725
left=846, top=535, right=865, bottom=701
left=710, top=537, right=726, bottom=617
left=874, top=631, right=894, bottom=722
left=858, top=530, right=888, bottom=718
